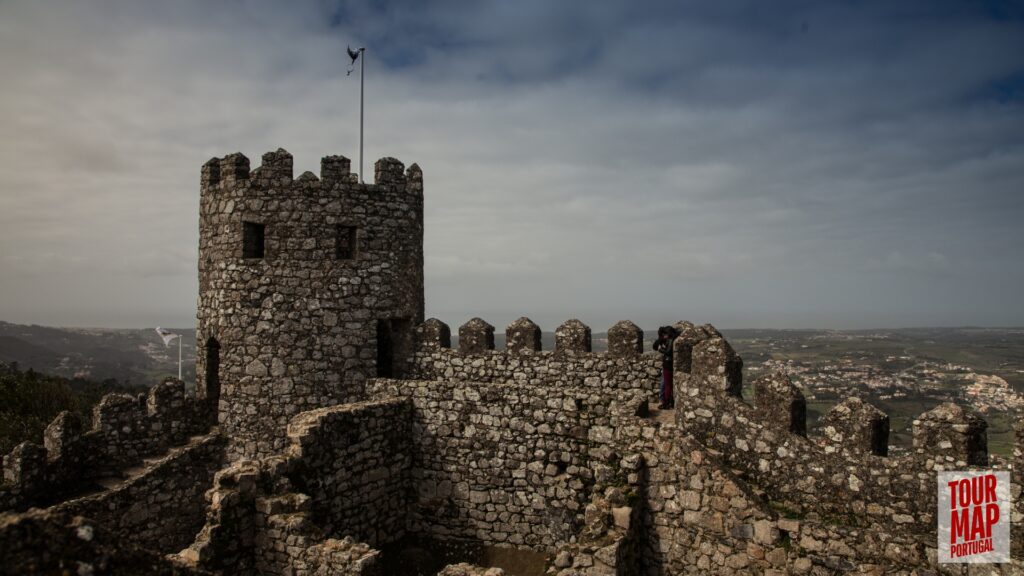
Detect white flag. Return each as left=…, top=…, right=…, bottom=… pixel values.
left=155, top=327, right=180, bottom=347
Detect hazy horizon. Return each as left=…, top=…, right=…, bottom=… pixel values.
left=1, top=1, right=1023, bottom=330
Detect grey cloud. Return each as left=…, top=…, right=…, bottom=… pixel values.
left=0, top=0, right=1021, bottom=330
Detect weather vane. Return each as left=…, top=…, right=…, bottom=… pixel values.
left=347, top=45, right=366, bottom=183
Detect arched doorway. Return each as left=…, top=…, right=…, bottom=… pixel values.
left=204, top=336, right=221, bottom=403
left=376, top=318, right=412, bottom=378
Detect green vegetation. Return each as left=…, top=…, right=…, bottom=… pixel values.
left=0, top=362, right=129, bottom=455
left=985, top=410, right=1018, bottom=457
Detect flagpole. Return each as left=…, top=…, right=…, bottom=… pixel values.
left=359, top=46, right=365, bottom=184
left=178, top=336, right=182, bottom=381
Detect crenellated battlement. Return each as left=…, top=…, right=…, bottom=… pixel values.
left=417, top=316, right=671, bottom=358
left=409, top=317, right=663, bottom=394
left=410, top=315, right=1002, bottom=539
left=669, top=331, right=998, bottom=534
left=677, top=332, right=991, bottom=468
left=820, top=396, right=890, bottom=456
left=198, top=150, right=422, bottom=266
left=200, top=148, right=421, bottom=193
left=0, top=378, right=214, bottom=512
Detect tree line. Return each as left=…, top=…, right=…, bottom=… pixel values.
left=0, top=362, right=131, bottom=456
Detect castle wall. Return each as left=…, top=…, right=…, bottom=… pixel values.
left=408, top=348, right=661, bottom=393
left=399, top=320, right=1008, bottom=574
left=409, top=318, right=662, bottom=394
left=381, top=320, right=993, bottom=573
left=180, top=402, right=407, bottom=576
left=0, top=509, right=208, bottom=576
left=366, top=378, right=649, bottom=551
left=364, top=373, right=942, bottom=575
left=54, top=432, right=225, bottom=554
left=250, top=490, right=383, bottom=576
left=673, top=334, right=994, bottom=537
left=285, top=399, right=413, bottom=547
left=197, top=150, right=424, bottom=461
left=637, top=424, right=779, bottom=574
left=1, top=378, right=213, bottom=512
left=635, top=424, right=939, bottom=574
left=547, top=482, right=644, bottom=574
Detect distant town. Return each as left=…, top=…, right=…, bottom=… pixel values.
left=732, top=328, right=1024, bottom=458
left=755, top=356, right=1023, bottom=413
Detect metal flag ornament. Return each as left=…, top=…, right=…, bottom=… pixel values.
left=346, top=45, right=360, bottom=76
left=346, top=45, right=367, bottom=183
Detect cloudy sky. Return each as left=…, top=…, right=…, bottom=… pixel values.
left=0, top=1, right=1022, bottom=330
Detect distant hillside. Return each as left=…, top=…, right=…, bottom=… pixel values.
left=0, top=321, right=195, bottom=387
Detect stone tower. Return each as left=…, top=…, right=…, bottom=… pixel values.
left=196, top=149, right=424, bottom=460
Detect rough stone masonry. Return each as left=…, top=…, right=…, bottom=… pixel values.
left=0, top=150, right=1021, bottom=576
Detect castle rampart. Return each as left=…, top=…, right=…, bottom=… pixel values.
left=359, top=355, right=963, bottom=574
left=366, top=377, right=649, bottom=551
left=673, top=332, right=995, bottom=537
left=180, top=399, right=409, bottom=575
left=0, top=509, right=209, bottom=575
left=285, top=399, right=412, bottom=546
left=410, top=318, right=662, bottom=394
left=54, top=432, right=225, bottom=554
left=1, top=378, right=213, bottom=512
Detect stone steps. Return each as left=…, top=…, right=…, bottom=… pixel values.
left=89, top=432, right=218, bottom=494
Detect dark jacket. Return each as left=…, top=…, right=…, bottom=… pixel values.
left=653, top=333, right=676, bottom=371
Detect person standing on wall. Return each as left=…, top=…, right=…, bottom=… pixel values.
left=653, top=325, right=680, bottom=409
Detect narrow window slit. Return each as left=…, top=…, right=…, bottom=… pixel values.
left=336, top=225, right=357, bottom=260
left=242, top=221, right=265, bottom=258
